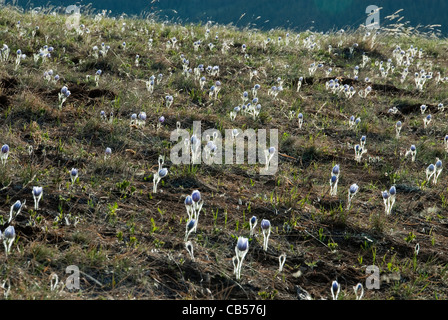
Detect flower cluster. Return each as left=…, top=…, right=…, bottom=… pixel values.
left=325, top=79, right=356, bottom=99
left=415, top=70, right=432, bottom=91
left=348, top=116, right=361, bottom=130
left=184, top=190, right=203, bottom=233
left=229, top=105, right=240, bottom=121
left=33, top=45, right=53, bottom=63
left=354, top=143, right=367, bottom=163
left=204, top=133, right=219, bottom=164
left=165, top=95, right=174, bottom=108
left=146, top=75, right=155, bottom=93
left=330, top=165, right=340, bottom=196
left=100, top=43, right=111, bottom=57
left=382, top=186, right=396, bottom=215
left=58, top=86, right=71, bottom=109
left=330, top=280, right=364, bottom=300
left=209, top=81, right=222, bottom=100
left=358, top=86, right=372, bottom=98
left=240, top=101, right=261, bottom=120
left=268, top=85, right=283, bottom=100
left=426, top=158, right=443, bottom=184
left=153, top=155, right=168, bottom=193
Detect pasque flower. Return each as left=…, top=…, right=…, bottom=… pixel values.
left=234, top=236, right=249, bottom=280
left=9, top=200, right=25, bottom=223
left=261, top=219, right=271, bottom=251
left=3, top=226, right=15, bottom=256
left=33, top=186, right=43, bottom=210
left=1, top=144, right=9, bottom=165
left=347, top=183, right=359, bottom=210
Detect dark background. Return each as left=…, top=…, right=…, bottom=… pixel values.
left=7, top=0, right=447, bottom=35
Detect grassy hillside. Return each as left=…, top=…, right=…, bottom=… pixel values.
left=1, top=5, right=448, bottom=300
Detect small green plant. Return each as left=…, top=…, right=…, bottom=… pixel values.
left=371, top=246, right=377, bottom=265
left=212, top=208, right=219, bottom=227
left=328, top=241, right=338, bottom=251
left=258, top=290, right=278, bottom=300
left=318, top=227, right=326, bottom=242
left=128, top=236, right=138, bottom=247
left=116, top=179, right=136, bottom=198
left=107, top=202, right=119, bottom=224
left=404, top=232, right=416, bottom=243
left=150, top=217, right=159, bottom=234
left=440, top=194, right=448, bottom=209
left=153, top=239, right=165, bottom=248
left=305, top=260, right=318, bottom=270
